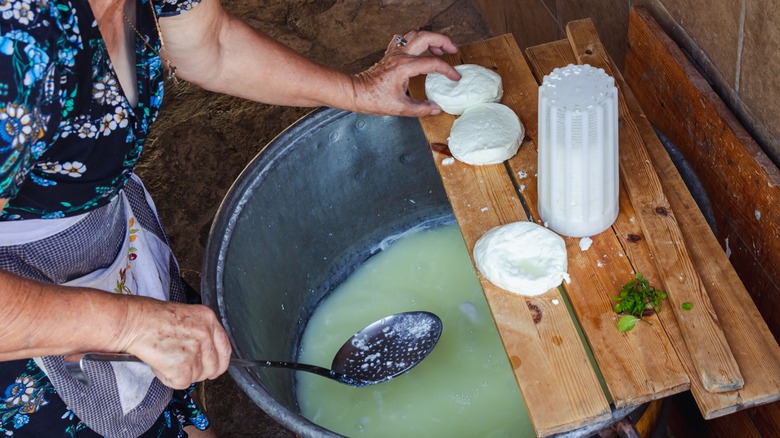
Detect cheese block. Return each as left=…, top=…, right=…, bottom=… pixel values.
left=425, top=64, right=503, bottom=115
left=448, top=103, right=523, bottom=165
left=474, top=221, right=570, bottom=296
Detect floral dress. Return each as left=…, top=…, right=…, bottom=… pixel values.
left=0, top=0, right=197, bottom=219
left=0, top=0, right=211, bottom=435
left=2, top=360, right=208, bottom=437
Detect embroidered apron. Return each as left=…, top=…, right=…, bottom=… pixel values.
left=0, top=175, right=186, bottom=438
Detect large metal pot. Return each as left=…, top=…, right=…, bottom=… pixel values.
left=201, top=108, right=452, bottom=436
left=201, top=108, right=650, bottom=437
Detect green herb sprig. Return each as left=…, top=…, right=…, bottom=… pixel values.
left=612, top=273, right=667, bottom=332
left=617, top=315, right=639, bottom=332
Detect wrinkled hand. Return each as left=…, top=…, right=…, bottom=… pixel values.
left=351, top=30, right=460, bottom=117
left=116, top=297, right=232, bottom=389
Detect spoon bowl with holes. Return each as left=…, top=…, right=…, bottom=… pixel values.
left=64, top=311, right=443, bottom=387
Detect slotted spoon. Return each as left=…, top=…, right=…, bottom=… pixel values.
left=64, top=311, right=443, bottom=387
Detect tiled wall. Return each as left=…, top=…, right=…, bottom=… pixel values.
left=472, top=0, right=780, bottom=167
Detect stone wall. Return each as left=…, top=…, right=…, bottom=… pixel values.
left=472, top=0, right=780, bottom=168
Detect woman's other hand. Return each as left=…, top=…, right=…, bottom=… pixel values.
left=351, top=30, right=460, bottom=117
left=163, top=3, right=459, bottom=117
left=117, top=297, right=232, bottom=389
left=0, top=272, right=231, bottom=389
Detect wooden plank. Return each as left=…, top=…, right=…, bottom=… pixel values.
left=409, top=34, right=610, bottom=437
left=606, top=8, right=780, bottom=418
left=622, top=60, right=780, bottom=416
left=624, top=6, right=780, bottom=341
left=633, top=399, right=664, bottom=437
left=524, top=40, right=689, bottom=409
left=565, top=18, right=744, bottom=394
left=472, top=0, right=561, bottom=50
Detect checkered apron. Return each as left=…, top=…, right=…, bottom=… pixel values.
left=0, top=174, right=186, bottom=437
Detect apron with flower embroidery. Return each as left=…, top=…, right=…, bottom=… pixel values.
left=0, top=175, right=186, bottom=437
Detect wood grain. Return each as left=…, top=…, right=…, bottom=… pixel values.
left=409, top=18, right=780, bottom=429
left=623, top=6, right=780, bottom=342
left=523, top=39, right=689, bottom=409
left=565, top=18, right=744, bottom=394
left=409, top=35, right=611, bottom=437
left=621, top=6, right=780, bottom=419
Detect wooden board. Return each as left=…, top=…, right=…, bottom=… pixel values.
left=620, top=6, right=780, bottom=419
left=409, top=21, right=780, bottom=430
left=519, top=40, right=690, bottom=409
left=565, top=18, right=744, bottom=394
left=409, top=35, right=610, bottom=437
left=623, top=6, right=780, bottom=342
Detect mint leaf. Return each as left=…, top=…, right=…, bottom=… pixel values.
left=618, top=315, right=639, bottom=332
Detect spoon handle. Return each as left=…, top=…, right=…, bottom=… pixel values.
left=81, top=352, right=140, bottom=362
left=229, top=357, right=338, bottom=379
left=69, top=353, right=351, bottom=385
left=230, top=357, right=352, bottom=384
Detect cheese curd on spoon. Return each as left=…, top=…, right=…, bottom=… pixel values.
left=425, top=64, right=503, bottom=115
left=474, top=221, right=570, bottom=296
left=448, top=103, right=524, bottom=165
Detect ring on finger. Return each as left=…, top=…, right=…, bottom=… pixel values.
left=395, top=35, right=408, bottom=47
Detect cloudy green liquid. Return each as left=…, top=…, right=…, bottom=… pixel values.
left=296, top=224, right=534, bottom=437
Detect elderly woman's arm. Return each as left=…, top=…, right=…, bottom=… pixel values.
left=0, top=268, right=231, bottom=389
left=160, top=0, right=459, bottom=117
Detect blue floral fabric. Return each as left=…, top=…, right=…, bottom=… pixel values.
left=0, top=359, right=208, bottom=437
left=0, top=0, right=210, bottom=434
left=0, top=0, right=188, bottom=220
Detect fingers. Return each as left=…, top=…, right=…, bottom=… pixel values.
left=120, top=298, right=232, bottom=389
left=209, top=315, right=232, bottom=379
left=402, top=30, right=418, bottom=42
left=402, top=98, right=444, bottom=117
left=398, top=30, right=459, bottom=57
left=401, top=55, right=460, bottom=82
left=387, top=34, right=405, bottom=52
left=356, top=30, right=459, bottom=117
left=388, top=31, right=460, bottom=81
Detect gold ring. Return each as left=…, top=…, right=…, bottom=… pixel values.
left=395, top=36, right=408, bottom=47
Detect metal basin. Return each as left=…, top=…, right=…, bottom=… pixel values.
left=201, top=108, right=649, bottom=437
left=201, top=108, right=451, bottom=436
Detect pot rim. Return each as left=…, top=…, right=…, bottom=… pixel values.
left=202, top=107, right=345, bottom=437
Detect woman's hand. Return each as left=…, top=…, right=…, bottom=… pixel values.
left=351, top=30, right=460, bottom=117
left=116, top=297, right=232, bottom=389
left=164, top=1, right=459, bottom=117
left=0, top=271, right=231, bottom=389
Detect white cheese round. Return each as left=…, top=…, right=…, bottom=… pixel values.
left=448, top=103, right=523, bottom=165
left=425, top=64, right=503, bottom=115
left=473, top=221, right=570, bottom=296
